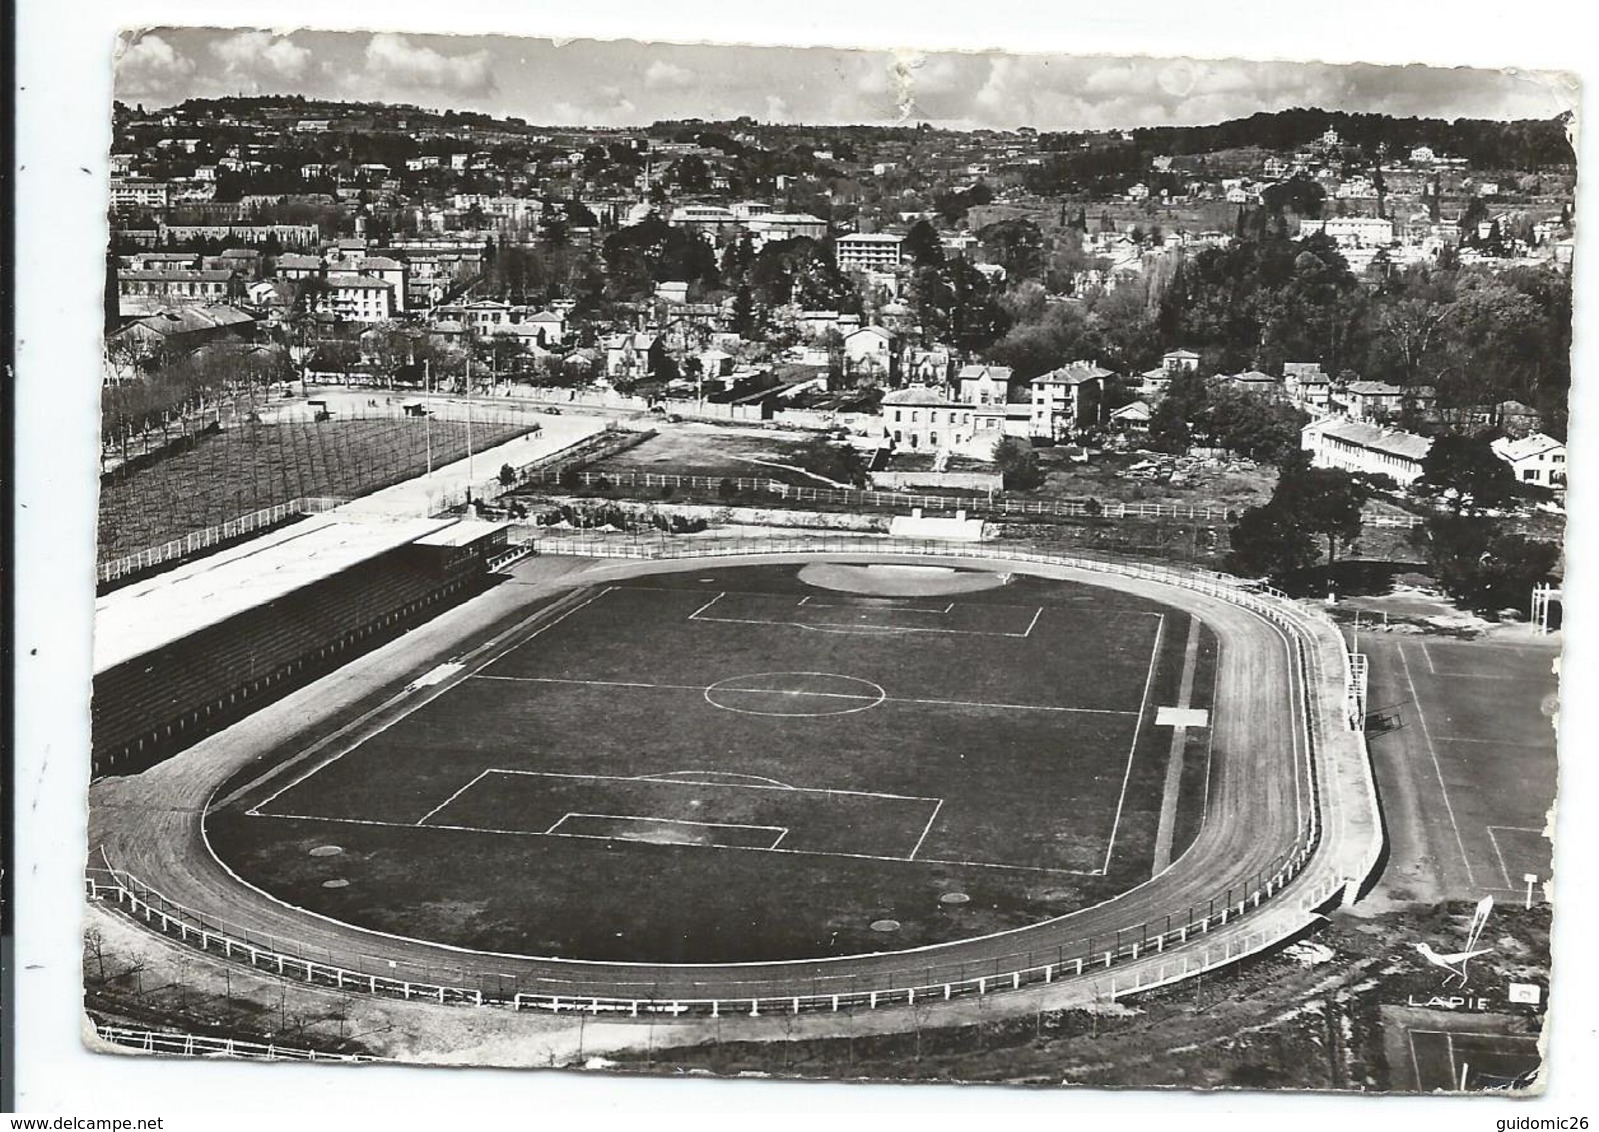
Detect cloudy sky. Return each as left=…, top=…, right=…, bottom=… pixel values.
left=115, top=28, right=1576, bottom=130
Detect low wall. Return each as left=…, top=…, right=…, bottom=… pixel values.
left=888, top=514, right=993, bottom=541
left=870, top=470, right=1003, bottom=492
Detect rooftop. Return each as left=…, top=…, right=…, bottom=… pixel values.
left=1037, top=361, right=1113, bottom=385
left=1307, top=417, right=1434, bottom=461
left=1492, top=432, right=1565, bottom=461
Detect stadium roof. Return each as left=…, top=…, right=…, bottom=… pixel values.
left=94, top=514, right=455, bottom=675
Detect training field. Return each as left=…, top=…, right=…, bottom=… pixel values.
left=207, top=563, right=1218, bottom=964
left=1361, top=634, right=1558, bottom=903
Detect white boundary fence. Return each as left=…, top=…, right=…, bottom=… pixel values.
left=98, top=496, right=346, bottom=586
left=86, top=539, right=1381, bottom=1019
left=92, top=1023, right=376, bottom=1063
left=526, top=470, right=1427, bottom=529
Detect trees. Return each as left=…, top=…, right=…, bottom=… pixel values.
left=1225, top=454, right=1367, bottom=581
left=792, top=436, right=867, bottom=487
left=901, top=219, right=944, bottom=268
left=1225, top=502, right=1320, bottom=581
left=1276, top=464, right=1369, bottom=568
left=907, top=259, right=1011, bottom=353
left=992, top=436, right=1045, bottom=491
left=976, top=219, right=1044, bottom=281
left=1410, top=514, right=1561, bottom=613
left=1201, top=385, right=1309, bottom=464
left=1410, top=434, right=1521, bottom=514
left=1157, top=231, right=1366, bottom=375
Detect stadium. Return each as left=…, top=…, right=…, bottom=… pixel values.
left=86, top=408, right=1384, bottom=1021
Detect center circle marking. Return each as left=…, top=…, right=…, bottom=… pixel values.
left=703, top=671, right=887, bottom=717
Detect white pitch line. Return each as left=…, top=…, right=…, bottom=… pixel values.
left=1409, top=1030, right=1541, bottom=1043
left=789, top=599, right=957, bottom=615
left=1486, top=825, right=1548, bottom=889
left=1407, top=1029, right=1427, bottom=1092
left=474, top=673, right=676, bottom=691
left=687, top=613, right=1036, bottom=638
left=414, top=768, right=497, bottom=827
left=639, top=770, right=796, bottom=789
left=549, top=812, right=789, bottom=834
left=1101, top=613, right=1166, bottom=873
left=481, top=768, right=942, bottom=803
left=1485, top=825, right=1514, bottom=888
left=1398, top=643, right=1477, bottom=886
left=1020, top=606, right=1044, bottom=638
left=1199, top=636, right=1222, bottom=823
left=470, top=674, right=1136, bottom=715
left=890, top=693, right=1135, bottom=716
left=686, top=591, right=727, bottom=620
left=907, top=799, right=945, bottom=861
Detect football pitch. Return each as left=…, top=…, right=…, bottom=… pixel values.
left=207, top=563, right=1218, bottom=964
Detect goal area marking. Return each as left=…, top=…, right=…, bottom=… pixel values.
left=544, top=812, right=790, bottom=850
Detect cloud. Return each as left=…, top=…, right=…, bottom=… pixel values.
left=115, top=33, right=195, bottom=99
left=361, top=33, right=496, bottom=98
left=643, top=60, right=694, bottom=89
left=209, top=31, right=311, bottom=91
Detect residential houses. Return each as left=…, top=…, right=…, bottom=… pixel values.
left=1029, top=362, right=1110, bottom=440
left=1491, top=433, right=1567, bottom=489
left=954, top=364, right=1013, bottom=407
left=835, top=233, right=905, bottom=274
left=842, top=326, right=898, bottom=382
left=1138, top=347, right=1200, bottom=403
left=603, top=331, right=667, bottom=382
left=1301, top=417, right=1433, bottom=486
left=118, top=267, right=239, bottom=308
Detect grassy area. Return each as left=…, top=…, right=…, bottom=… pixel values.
left=592, top=425, right=828, bottom=485
left=207, top=565, right=1212, bottom=965
left=1033, top=448, right=1278, bottom=510
left=97, top=414, right=533, bottom=562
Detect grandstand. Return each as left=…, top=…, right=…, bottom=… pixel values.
left=91, top=513, right=510, bottom=777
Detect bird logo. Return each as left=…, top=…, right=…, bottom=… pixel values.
left=1414, top=896, right=1495, bottom=987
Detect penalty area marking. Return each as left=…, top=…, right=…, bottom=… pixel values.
left=249, top=809, right=1102, bottom=874
left=273, top=769, right=1101, bottom=873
